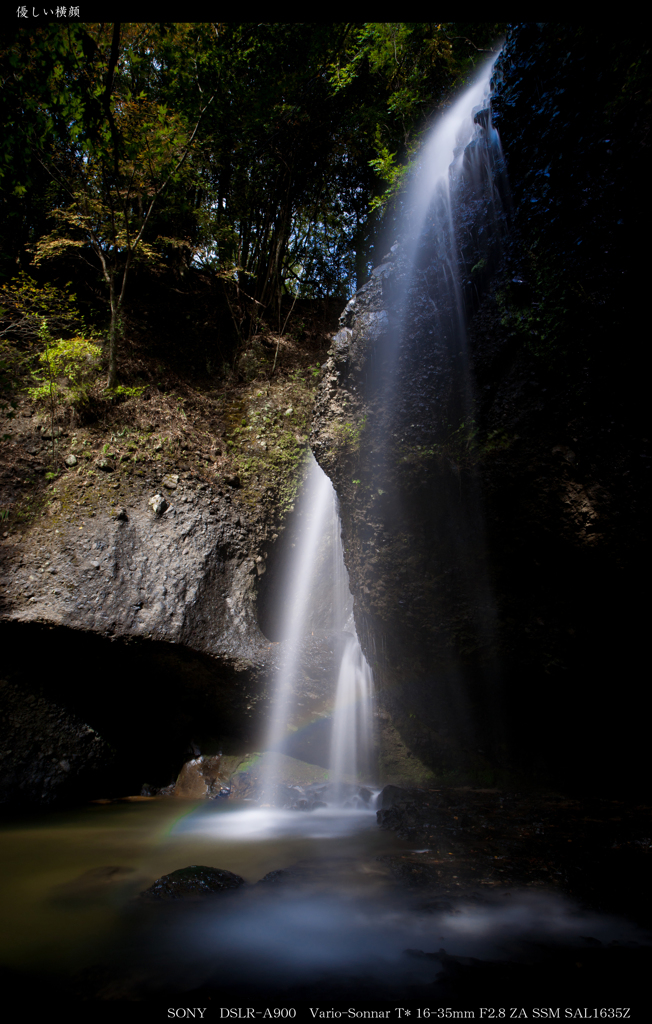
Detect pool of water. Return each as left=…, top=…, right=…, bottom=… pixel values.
left=0, top=799, right=649, bottom=1009
left=0, top=799, right=395, bottom=973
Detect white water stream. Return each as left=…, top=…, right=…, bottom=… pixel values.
left=261, top=454, right=374, bottom=801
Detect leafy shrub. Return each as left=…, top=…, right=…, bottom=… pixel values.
left=27, top=327, right=103, bottom=412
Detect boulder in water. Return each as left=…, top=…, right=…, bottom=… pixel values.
left=256, top=868, right=296, bottom=886
left=140, top=865, right=245, bottom=901
left=172, top=754, right=240, bottom=799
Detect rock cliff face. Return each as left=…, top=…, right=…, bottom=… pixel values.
left=2, top=487, right=264, bottom=656
left=312, top=237, right=501, bottom=782
left=312, top=24, right=651, bottom=791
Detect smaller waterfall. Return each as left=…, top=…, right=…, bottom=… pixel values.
left=329, top=637, right=374, bottom=792
left=327, top=503, right=374, bottom=794
left=261, top=455, right=374, bottom=802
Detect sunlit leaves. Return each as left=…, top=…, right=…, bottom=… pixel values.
left=27, top=333, right=103, bottom=411
left=0, top=272, right=88, bottom=343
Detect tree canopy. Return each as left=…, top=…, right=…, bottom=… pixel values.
left=0, top=21, right=504, bottom=377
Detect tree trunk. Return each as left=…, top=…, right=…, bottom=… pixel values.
left=107, top=276, right=118, bottom=389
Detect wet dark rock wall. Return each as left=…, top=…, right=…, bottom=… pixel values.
left=472, top=24, right=650, bottom=787
left=312, top=25, right=651, bottom=790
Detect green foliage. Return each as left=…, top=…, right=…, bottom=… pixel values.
left=0, top=276, right=94, bottom=419
left=329, top=23, right=504, bottom=220
left=397, top=419, right=516, bottom=470
left=0, top=273, right=87, bottom=343
left=103, top=383, right=148, bottom=401
left=223, top=379, right=315, bottom=514
left=27, top=329, right=103, bottom=411
left=368, top=144, right=407, bottom=214
left=495, top=256, right=584, bottom=373
left=2, top=24, right=212, bottom=386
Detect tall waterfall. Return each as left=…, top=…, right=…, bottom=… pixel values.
left=394, top=54, right=507, bottom=428
left=262, top=455, right=374, bottom=800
